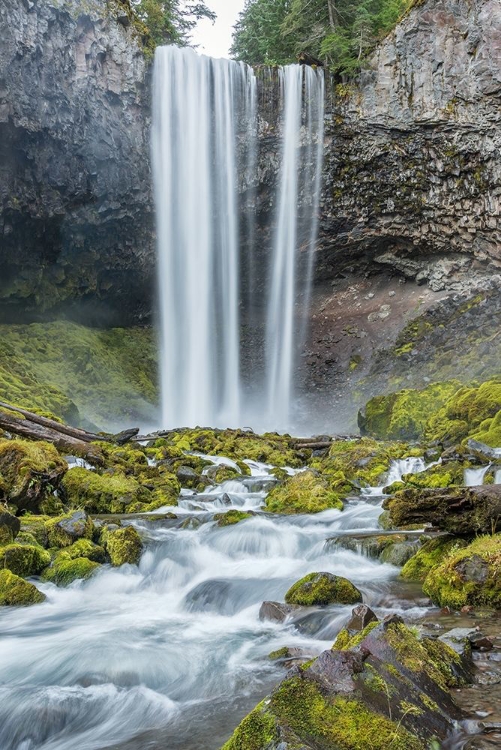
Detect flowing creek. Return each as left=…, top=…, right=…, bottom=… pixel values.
left=0, top=456, right=491, bottom=750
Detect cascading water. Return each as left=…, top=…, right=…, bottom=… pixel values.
left=152, top=47, right=256, bottom=429
left=152, top=48, right=324, bottom=431
left=265, top=65, right=325, bottom=428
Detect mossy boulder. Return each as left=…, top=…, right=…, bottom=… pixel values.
left=42, top=557, right=100, bottom=586
left=0, top=438, right=68, bottom=513
left=379, top=540, right=421, bottom=566
left=425, top=379, right=501, bottom=446
left=0, top=511, right=21, bottom=544
left=400, top=537, right=469, bottom=582
left=265, top=471, right=344, bottom=515
left=359, top=382, right=460, bottom=441
left=214, top=510, right=252, bottom=527
left=423, top=534, right=501, bottom=609
left=0, top=542, right=50, bottom=577
left=0, top=568, right=46, bottom=606
left=61, top=467, right=153, bottom=514
left=19, top=516, right=49, bottom=547
left=104, top=526, right=142, bottom=566
left=45, top=511, right=94, bottom=548
left=285, top=572, right=362, bottom=606
left=55, top=538, right=106, bottom=564
left=222, top=616, right=467, bottom=750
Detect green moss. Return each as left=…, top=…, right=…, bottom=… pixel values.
left=423, top=534, right=501, bottom=609
left=360, top=382, right=460, bottom=441
left=332, top=621, right=379, bottom=650
left=214, top=510, right=252, bottom=527
left=104, top=526, right=142, bottom=566
left=265, top=471, right=344, bottom=514
left=268, top=647, right=290, bottom=661
left=42, top=557, right=100, bottom=586
left=269, top=678, right=424, bottom=750
left=425, top=379, right=501, bottom=445
left=221, top=700, right=278, bottom=750
left=0, top=322, right=158, bottom=429
left=0, top=438, right=68, bottom=511
left=469, top=409, right=501, bottom=447
left=62, top=467, right=152, bottom=514
left=285, top=572, right=362, bottom=606
left=19, top=516, right=49, bottom=547
left=400, top=537, right=469, bottom=582
left=420, top=638, right=466, bottom=688
left=55, top=538, right=106, bottom=563
left=0, top=543, right=51, bottom=576
left=0, top=568, right=46, bottom=606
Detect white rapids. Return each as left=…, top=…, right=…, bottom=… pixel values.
left=0, top=456, right=432, bottom=750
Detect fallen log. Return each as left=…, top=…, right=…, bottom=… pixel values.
left=0, top=400, right=106, bottom=443
left=0, top=411, right=104, bottom=465
left=383, top=485, right=501, bottom=536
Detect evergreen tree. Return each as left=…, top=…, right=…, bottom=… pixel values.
left=133, top=0, right=216, bottom=47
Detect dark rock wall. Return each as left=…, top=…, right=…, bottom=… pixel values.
left=0, top=0, right=153, bottom=324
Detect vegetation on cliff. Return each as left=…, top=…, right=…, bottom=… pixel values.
left=132, top=0, right=216, bottom=47
left=231, top=0, right=413, bottom=72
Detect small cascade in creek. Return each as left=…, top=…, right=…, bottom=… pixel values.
left=151, top=46, right=257, bottom=429
left=265, top=64, right=325, bottom=428
left=464, top=464, right=492, bottom=486
left=152, top=48, right=324, bottom=430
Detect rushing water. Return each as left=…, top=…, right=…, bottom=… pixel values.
left=0, top=457, right=433, bottom=750
left=464, top=465, right=492, bottom=486
left=151, top=48, right=324, bottom=431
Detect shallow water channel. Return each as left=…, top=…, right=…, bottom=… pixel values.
left=0, top=456, right=436, bottom=750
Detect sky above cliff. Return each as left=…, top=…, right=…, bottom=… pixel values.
left=191, top=0, right=245, bottom=59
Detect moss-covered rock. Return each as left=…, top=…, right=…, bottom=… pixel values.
left=359, top=382, right=460, bottom=441
left=104, top=526, right=142, bottom=566
left=400, top=537, right=469, bottom=582
left=0, top=568, right=46, bottom=606
left=61, top=467, right=152, bottom=514
left=333, top=621, right=379, bottom=650
left=265, top=471, right=344, bottom=514
left=55, top=538, right=106, bottom=563
left=0, top=510, right=21, bottom=544
left=19, top=516, right=49, bottom=547
left=423, top=534, right=501, bottom=609
left=0, top=542, right=50, bottom=576
left=285, top=572, right=362, bottom=606
left=0, top=438, right=68, bottom=513
left=45, top=511, right=94, bottom=548
left=214, top=510, right=252, bottom=527
left=42, top=557, right=100, bottom=586
left=425, top=379, right=501, bottom=446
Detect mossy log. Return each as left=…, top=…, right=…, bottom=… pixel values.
left=384, top=485, right=501, bottom=535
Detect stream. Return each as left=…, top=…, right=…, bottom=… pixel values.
left=0, top=456, right=440, bottom=750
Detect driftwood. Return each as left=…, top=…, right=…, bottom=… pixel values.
left=383, top=485, right=501, bottom=536
left=0, top=409, right=104, bottom=464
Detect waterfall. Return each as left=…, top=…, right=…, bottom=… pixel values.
left=464, top=465, right=492, bottom=486
left=152, top=48, right=324, bottom=430
left=151, top=46, right=256, bottom=428
left=265, top=65, right=325, bottom=428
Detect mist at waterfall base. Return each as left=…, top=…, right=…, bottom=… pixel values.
left=0, top=457, right=433, bottom=750
left=151, top=46, right=325, bottom=433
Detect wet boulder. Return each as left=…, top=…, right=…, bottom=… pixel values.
left=214, top=510, right=252, bottom=527
left=0, top=569, right=46, bottom=606
left=285, top=572, right=362, bottom=607
left=0, top=542, right=50, bottom=577
left=42, top=557, right=100, bottom=586
left=103, top=526, right=142, bottom=566
left=400, top=536, right=469, bottom=581
left=259, top=601, right=300, bottom=623
left=423, top=534, right=501, bottom=609
left=46, top=511, right=94, bottom=548
left=346, top=603, right=378, bottom=632
left=55, top=538, right=106, bottom=564
left=379, top=539, right=421, bottom=566
left=222, top=616, right=470, bottom=750
left=0, top=511, right=20, bottom=544
left=176, top=465, right=202, bottom=489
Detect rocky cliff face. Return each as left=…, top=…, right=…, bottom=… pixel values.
left=0, top=0, right=153, bottom=324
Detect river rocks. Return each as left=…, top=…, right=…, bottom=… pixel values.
left=55, top=539, right=106, bottom=564
left=0, top=569, right=46, bottom=606
left=384, top=485, right=501, bottom=535
left=379, top=540, right=421, bottom=566
left=62, top=467, right=153, bottom=514
left=423, top=534, right=501, bottom=609
left=222, top=616, right=470, bottom=749
left=103, top=526, right=142, bottom=566
left=259, top=601, right=300, bottom=623
left=345, top=604, right=378, bottom=633
left=0, top=543, right=50, bottom=577
left=285, top=573, right=362, bottom=607
left=0, top=511, right=20, bottom=544
left=46, top=511, right=94, bottom=548
left=400, top=536, right=469, bottom=582
left=265, top=471, right=343, bottom=514
left=176, top=465, right=201, bottom=488
left=214, top=510, right=252, bottom=527
left=0, top=438, right=68, bottom=514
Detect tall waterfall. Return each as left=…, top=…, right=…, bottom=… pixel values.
left=152, top=47, right=324, bottom=430
left=265, top=65, right=325, bottom=428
